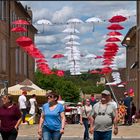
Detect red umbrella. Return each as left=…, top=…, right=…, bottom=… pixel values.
left=16, top=36, right=32, bottom=46
left=90, top=70, right=100, bottom=74
left=106, top=37, right=121, bottom=42
left=105, top=43, right=119, bottom=48
left=11, top=27, right=27, bottom=32
left=12, top=19, right=30, bottom=25
left=95, top=56, right=103, bottom=59
left=36, top=59, right=47, bottom=63
left=109, top=15, right=127, bottom=23
left=52, top=54, right=64, bottom=59
left=107, top=31, right=122, bottom=36
left=55, top=70, right=64, bottom=77
left=107, top=24, right=124, bottom=30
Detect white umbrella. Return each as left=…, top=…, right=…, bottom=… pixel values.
left=35, top=19, right=52, bottom=33
left=64, top=35, right=80, bottom=40
left=36, top=19, right=52, bottom=25
left=62, top=28, right=80, bottom=33
left=67, top=18, right=83, bottom=24
left=85, top=54, right=96, bottom=59
left=85, top=17, right=102, bottom=32
left=66, top=41, right=80, bottom=45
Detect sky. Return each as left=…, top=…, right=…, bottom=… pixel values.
left=21, top=1, right=136, bottom=72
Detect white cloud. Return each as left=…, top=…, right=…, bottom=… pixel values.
left=52, top=6, right=73, bottom=23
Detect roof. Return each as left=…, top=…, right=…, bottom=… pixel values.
left=121, top=26, right=136, bottom=47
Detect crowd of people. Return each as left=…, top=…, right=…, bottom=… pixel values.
left=0, top=89, right=139, bottom=140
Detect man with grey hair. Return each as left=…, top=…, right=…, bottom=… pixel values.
left=89, top=90, right=118, bottom=140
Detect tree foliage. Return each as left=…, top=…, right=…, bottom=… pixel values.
left=34, top=70, right=105, bottom=102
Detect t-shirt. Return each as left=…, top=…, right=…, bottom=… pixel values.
left=0, top=104, right=21, bottom=132
left=29, top=98, right=36, bottom=115
left=18, top=95, right=27, bottom=109
left=42, top=103, right=64, bottom=131
left=81, top=105, right=92, bottom=118
left=123, top=96, right=132, bottom=109
left=90, top=101, right=116, bottom=132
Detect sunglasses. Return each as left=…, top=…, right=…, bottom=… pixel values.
left=98, top=112, right=105, bottom=116
left=47, top=95, right=54, bottom=99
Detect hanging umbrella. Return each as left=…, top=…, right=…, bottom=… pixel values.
left=12, top=19, right=30, bottom=25
left=107, top=31, right=122, bottom=36
left=85, top=54, right=96, bottom=59
left=16, top=36, right=33, bottom=46
left=63, top=28, right=80, bottom=33
left=64, top=35, right=80, bottom=40
left=95, top=56, right=103, bottom=59
left=106, top=37, right=121, bottom=42
left=85, top=17, right=102, bottom=31
left=11, top=27, right=27, bottom=32
left=107, top=24, right=124, bottom=30
left=90, top=70, right=100, bottom=74
left=66, top=41, right=80, bottom=45
left=52, top=54, right=64, bottom=59
left=55, top=70, right=64, bottom=77
left=35, top=19, right=52, bottom=33
left=105, top=43, right=119, bottom=48
left=36, top=59, right=47, bottom=63
left=67, top=18, right=83, bottom=24
left=36, top=19, right=52, bottom=25
left=109, top=15, right=127, bottom=23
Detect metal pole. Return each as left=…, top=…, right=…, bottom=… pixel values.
left=105, top=75, right=119, bottom=106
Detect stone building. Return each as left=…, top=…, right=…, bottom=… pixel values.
left=121, top=1, right=140, bottom=110
left=0, top=1, right=37, bottom=88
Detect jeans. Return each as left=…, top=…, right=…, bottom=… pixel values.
left=0, top=128, right=18, bottom=140
left=42, top=126, right=62, bottom=140
left=21, top=109, right=27, bottom=123
left=82, top=118, right=90, bottom=140
left=94, top=130, right=112, bottom=140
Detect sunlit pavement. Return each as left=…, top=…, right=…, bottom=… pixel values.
left=0, top=123, right=140, bottom=140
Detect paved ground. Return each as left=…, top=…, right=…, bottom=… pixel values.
left=0, top=123, right=140, bottom=140
left=16, top=123, right=140, bottom=139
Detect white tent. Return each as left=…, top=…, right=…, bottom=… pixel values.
left=8, top=79, right=46, bottom=96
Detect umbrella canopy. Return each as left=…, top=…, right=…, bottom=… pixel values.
left=95, top=56, right=103, bottom=59
left=67, top=18, right=83, bottom=24
left=63, top=28, right=80, bottom=33
left=12, top=19, right=30, bottom=25
left=11, top=27, right=27, bottom=32
left=36, top=19, right=52, bottom=25
left=85, top=17, right=102, bottom=23
left=8, top=79, right=46, bottom=96
left=109, top=15, right=127, bottom=23
left=52, top=54, right=64, bottom=59
left=36, top=59, right=47, bottom=63
left=16, top=36, right=33, bottom=46
left=107, top=31, right=122, bottom=36
left=55, top=70, right=64, bottom=77
left=105, top=43, right=119, bottom=48
left=107, top=24, right=124, bottom=30
left=64, top=35, right=80, bottom=40
left=66, top=41, right=80, bottom=45
left=106, top=37, right=121, bottom=42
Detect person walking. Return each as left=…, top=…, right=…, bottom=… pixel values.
left=18, top=91, right=28, bottom=124
left=28, top=94, right=38, bottom=124
left=80, top=98, right=92, bottom=140
left=123, top=91, right=133, bottom=125
left=38, top=91, right=66, bottom=140
left=89, top=90, right=118, bottom=140
left=0, top=94, right=22, bottom=140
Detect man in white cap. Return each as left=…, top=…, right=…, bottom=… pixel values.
left=89, top=90, right=118, bottom=140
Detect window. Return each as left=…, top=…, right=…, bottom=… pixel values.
left=0, top=1, right=6, bottom=21
left=15, top=48, right=19, bottom=74
left=19, top=49, right=22, bottom=74
left=1, top=40, right=7, bottom=72
left=24, top=53, right=27, bottom=76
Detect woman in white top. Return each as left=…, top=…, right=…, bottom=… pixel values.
left=80, top=98, right=92, bottom=140
left=28, top=94, right=37, bottom=124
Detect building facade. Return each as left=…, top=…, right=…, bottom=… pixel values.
left=0, top=0, right=37, bottom=88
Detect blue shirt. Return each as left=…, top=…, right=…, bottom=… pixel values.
left=42, top=103, right=64, bottom=131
